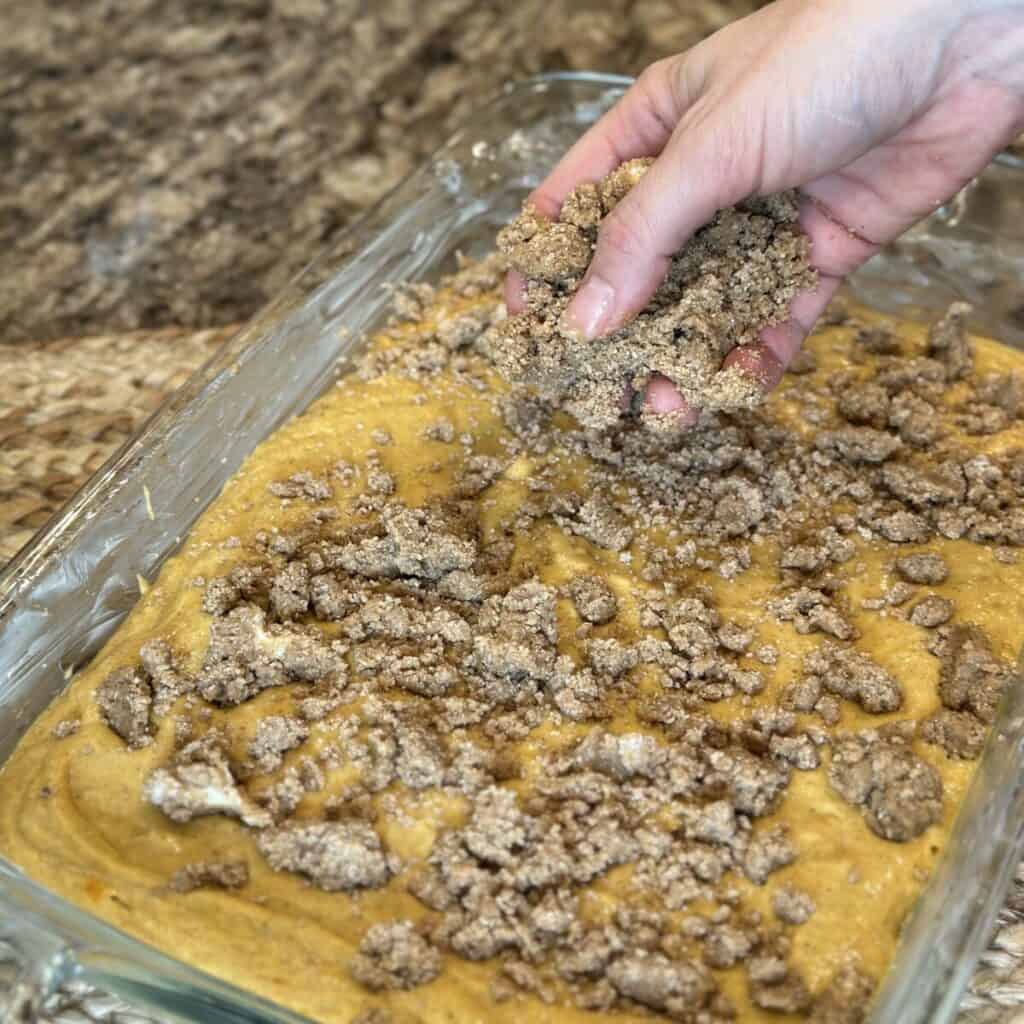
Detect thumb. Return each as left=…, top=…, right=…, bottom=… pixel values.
left=561, top=107, right=763, bottom=341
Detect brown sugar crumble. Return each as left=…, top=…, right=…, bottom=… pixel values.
left=350, top=920, right=442, bottom=992
left=170, top=860, right=250, bottom=894
left=50, top=718, right=81, bottom=740
left=490, top=159, right=817, bottom=430
left=11, top=213, right=1024, bottom=1024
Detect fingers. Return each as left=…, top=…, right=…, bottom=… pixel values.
left=642, top=288, right=834, bottom=425
left=641, top=195, right=847, bottom=417
left=503, top=60, right=696, bottom=317
left=529, top=59, right=699, bottom=218
left=796, top=191, right=881, bottom=278
left=504, top=269, right=527, bottom=315
left=561, top=101, right=762, bottom=341
left=720, top=193, right=851, bottom=391
left=723, top=274, right=841, bottom=390
left=707, top=188, right=849, bottom=392
left=644, top=375, right=699, bottom=426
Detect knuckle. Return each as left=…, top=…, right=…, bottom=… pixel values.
left=597, top=202, right=656, bottom=262
left=636, top=59, right=670, bottom=94
left=665, top=55, right=703, bottom=114
left=686, top=115, right=760, bottom=204
left=635, top=58, right=688, bottom=133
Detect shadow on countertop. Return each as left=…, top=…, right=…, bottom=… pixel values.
left=0, top=0, right=762, bottom=344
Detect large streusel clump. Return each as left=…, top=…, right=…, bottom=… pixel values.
left=490, top=159, right=816, bottom=430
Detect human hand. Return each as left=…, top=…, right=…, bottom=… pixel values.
left=507, top=0, right=1024, bottom=421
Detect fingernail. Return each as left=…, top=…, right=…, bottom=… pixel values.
left=560, top=273, right=615, bottom=341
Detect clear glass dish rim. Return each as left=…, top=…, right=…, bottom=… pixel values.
left=0, top=68, right=1022, bottom=1024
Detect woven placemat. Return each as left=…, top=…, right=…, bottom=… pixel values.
left=0, top=325, right=234, bottom=564
left=1, top=327, right=1023, bottom=1023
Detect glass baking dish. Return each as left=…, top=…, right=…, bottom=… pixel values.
left=3, top=71, right=1024, bottom=1024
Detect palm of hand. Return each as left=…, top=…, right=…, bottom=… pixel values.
left=509, top=0, right=1024, bottom=409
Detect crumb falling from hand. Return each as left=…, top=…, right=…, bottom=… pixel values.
left=490, top=159, right=816, bottom=430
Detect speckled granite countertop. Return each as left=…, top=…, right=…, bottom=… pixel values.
left=0, top=0, right=764, bottom=344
